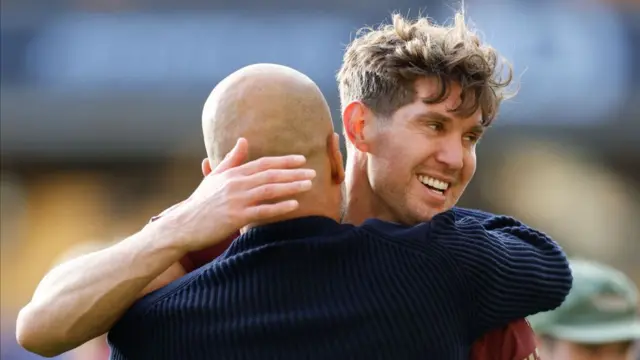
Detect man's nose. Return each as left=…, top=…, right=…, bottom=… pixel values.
left=434, top=136, right=464, bottom=171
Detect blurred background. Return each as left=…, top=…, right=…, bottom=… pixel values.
left=1, top=0, right=639, bottom=358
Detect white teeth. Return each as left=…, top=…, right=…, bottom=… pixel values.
left=417, top=175, right=449, bottom=191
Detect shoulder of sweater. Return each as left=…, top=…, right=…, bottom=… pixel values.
left=433, top=209, right=557, bottom=258
left=359, top=209, right=550, bottom=255
left=359, top=209, right=540, bottom=248
left=356, top=220, right=456, bottom=257
left=450, top=207, right=524, bottom=227
left=448, top=207, right=546, bottom=237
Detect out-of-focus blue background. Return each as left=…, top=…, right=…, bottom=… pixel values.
left=1, top=0, right=639, bottom=358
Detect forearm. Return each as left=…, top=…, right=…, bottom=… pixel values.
left=15, top=148, right=316, bottom=357
left=434, top=212, right=572, bottom=335
left=479, top=218, right=572, bottom=313
left=467, top=230, right=571, bottom=332
left=16, top=221, right=187, bottom=357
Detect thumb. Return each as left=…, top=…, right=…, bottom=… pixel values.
left=212, top=138, right=249, bottom=174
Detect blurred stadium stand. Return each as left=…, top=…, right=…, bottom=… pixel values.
left=1, top=0, right=639, bottom=358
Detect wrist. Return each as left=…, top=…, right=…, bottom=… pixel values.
left=139, top=216, right=191, bottom=258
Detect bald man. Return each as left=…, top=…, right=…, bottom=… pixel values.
left=16, top=66, right=321, bottom=357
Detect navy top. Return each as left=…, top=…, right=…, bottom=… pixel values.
left=108, top=208, right=571, bottom=360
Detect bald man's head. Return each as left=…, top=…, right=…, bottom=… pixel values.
left=202, top=64, right=334, bottom=166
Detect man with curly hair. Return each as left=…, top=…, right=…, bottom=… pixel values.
left=336, top=13, right=540, bottom=360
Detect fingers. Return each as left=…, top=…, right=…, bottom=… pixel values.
left=212, top=138, right=249, bottom=174
left=244, top=180, right=313, bottom=204
left=241, top=168, right=316, bottom=188
left=230, top=154, right=307, bottom=177
left=242, top=200, right=300, bottom=221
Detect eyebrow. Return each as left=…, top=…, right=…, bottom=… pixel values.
left=414, top=111, right=485, bottom=134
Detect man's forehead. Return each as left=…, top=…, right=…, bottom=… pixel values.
left=414, top=77, right=464, bottom=98
left=412, top=77, right=486, bottom=126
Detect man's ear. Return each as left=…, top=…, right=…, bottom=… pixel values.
left=342, top=101, right=372, bottom=153
left=327, top=132, right=345, bottom=184
left=205, top=138, right=250, bottom=176
left=201, top=158, right=213, bottom=176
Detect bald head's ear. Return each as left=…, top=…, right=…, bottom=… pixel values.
left=342, top=101, right=372, bottom=153
left=201, top=158, right=213, bottom=176
left=328, top=132, right=345, bottom=184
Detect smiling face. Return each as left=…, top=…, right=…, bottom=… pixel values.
left=345, top=77, right=485, bottom=225
left=338, top=13, right=513, bottom=226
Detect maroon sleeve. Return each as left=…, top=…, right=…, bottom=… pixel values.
left=179, top=234, right=238, bottom=272
left=470, top=319, right=540, bottom=360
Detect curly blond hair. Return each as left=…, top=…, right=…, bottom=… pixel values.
left=337, top=12, right=515, bottom=126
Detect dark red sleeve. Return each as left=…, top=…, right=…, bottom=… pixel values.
left=179, top=234, right=238, bottom=272
left=470, top=319, right=540, bottom=360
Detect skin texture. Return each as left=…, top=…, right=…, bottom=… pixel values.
left=343, top=77, right=484, bottom=226
left=200, top=64, right=345, bottom=226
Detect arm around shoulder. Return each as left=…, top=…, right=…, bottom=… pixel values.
left=431, top=210, right=572, bottom=338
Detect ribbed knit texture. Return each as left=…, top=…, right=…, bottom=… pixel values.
left=108, top=208, right=572, bottom=360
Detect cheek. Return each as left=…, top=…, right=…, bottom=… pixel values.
left=367, top=155, right=394, bottom=183
left=367, top=153, right=413, bottom=193
left=462, top=151, right=477, bottom=181
left=370, top=130, right=433, bottom=183
left=369, top=135, right=408, bottom=171
left=372, top=148, right=414, bottom=176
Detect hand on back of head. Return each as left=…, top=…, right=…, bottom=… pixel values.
left=154, top=64, right=337, bottom=252
left=159, top=138, right=317, bottom=253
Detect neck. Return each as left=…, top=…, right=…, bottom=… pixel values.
left=342, top=154, right=378, bottom=226
left=241, top=171, right=341, bottom=233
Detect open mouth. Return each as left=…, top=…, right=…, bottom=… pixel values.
left=417, top=175, right=450, bottom=195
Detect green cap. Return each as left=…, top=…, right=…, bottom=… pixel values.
left=528, top=259, right=640, bottom=344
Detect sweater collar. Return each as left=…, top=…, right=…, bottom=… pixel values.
left=227, top=216, right=346, bottom=254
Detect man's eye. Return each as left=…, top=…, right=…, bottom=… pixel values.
left=464, top=134, right=479, bottom=143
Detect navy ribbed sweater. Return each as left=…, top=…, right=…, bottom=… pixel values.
left=108, top=208, right=572, bottom=360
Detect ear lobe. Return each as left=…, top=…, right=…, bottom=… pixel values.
left=342, top=101, right=369, bottom=153
left=201, top=158, right=213, bottom=176
left=328, top=132, right=345, bottom=184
